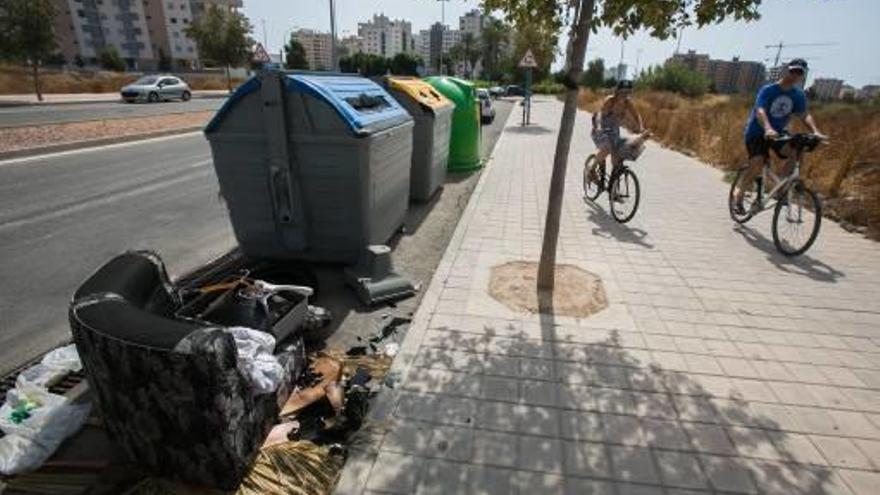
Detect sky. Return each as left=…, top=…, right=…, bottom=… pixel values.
left=241, top=0, right=880, bottom=87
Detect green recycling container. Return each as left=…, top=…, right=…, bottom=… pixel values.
left=424, top=76, right=481, bottom=171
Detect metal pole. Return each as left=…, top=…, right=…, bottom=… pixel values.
left=329, top=0, right=338, bottom=70
left=261, top=19, right=268, bottom=47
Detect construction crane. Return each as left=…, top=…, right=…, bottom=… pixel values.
left=765, top=41, right=838, bottom=67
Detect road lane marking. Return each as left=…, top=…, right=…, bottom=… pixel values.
left=0, top=131, right=204, bottom=167
left=0, top=160, right=213, bottom=232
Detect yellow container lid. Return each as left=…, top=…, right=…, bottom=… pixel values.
left=387, top=76, right=452, bottom=111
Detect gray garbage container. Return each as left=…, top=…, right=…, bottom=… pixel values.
left=204, top=70, right=414, bottom=263
left=382, top=76, right=454, bottom=201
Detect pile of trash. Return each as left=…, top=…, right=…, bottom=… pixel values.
left=0, top=345, right=91, bottom=476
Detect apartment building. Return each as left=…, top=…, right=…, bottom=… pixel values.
left=357, top=14, right=413, bottom=58
left=340, top=35, right=363, bottom=57
left=51, top=0, right=242, bottom=71
left=293, top=29, right=333, bottom=71
left=459, top=9, right=484, bottom=37
left=810, top=78, right=844, bottom=100
left=668, top=50, right=765, bottom=94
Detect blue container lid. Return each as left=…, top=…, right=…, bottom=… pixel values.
left=205, top=72, right=412, bottom=135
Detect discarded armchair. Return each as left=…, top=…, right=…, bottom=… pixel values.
left=68, top=251, right=304, bottom=490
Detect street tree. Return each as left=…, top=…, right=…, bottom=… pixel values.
left=480, top=17, right=509, bottom=81
left=389, top=53, right=421, bottom=76
left=461, top=32, right=482, bottom=79
left=480, top=0, right=763, bottom=291
left=184, top=5, right=254, bottom=92
left=0, top=0, right=57, bottom=101
left=580, top=58, right=605, bottom=88
left=285, top=36, right=309, bottom=69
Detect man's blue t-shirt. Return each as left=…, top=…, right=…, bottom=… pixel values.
left=744, top=83, right=807, bottom=141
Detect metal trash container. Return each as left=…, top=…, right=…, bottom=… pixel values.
left=382, top=76, right=453, bottom=201
left=204, top=70, right=414, bottom=264
left=424, top=76, right=481, bottom=171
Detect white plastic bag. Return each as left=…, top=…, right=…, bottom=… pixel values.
left=225, top=327, right=285, bottom=395
left=0, top=381, right=91, bottom=475
left=15, top=344, right=82, bottom=390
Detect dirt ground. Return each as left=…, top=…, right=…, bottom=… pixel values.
left=0, top=111, right=212, bottom=153
left=489, top=260, right=609, bottom=317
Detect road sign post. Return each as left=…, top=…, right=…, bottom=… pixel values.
left=518, top=49, right=538, bottom=126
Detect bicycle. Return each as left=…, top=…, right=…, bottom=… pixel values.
left=582, top=152, right=641, bottom=224
left=728, top=133, right=825, bottom=257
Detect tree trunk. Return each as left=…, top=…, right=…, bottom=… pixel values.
left=32, top=63, right=43, bottom=102
left=536, top=0, right=595, bottom=290
left=225, top=65, right=232, bottom=93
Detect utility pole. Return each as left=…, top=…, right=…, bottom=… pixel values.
left=674, top=26, right=683, bottom=55
left=635, top=48, right=642, bottom=78
left=261, top=18, right=268, bottom=47
left=618, top=38, right=625, bottom=80
left=329, top=0, right=338, bottom=70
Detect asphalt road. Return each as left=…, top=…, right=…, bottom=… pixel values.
left=0, top=133, right=236, bottom=374
left=0, top=98, right=224, bottom=128
left=0, top=98, right=515, bottom=376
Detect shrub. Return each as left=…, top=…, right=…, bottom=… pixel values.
left=98, top=47, right=126, bottom=72
left=532, top=79, right=563, bottom=94
left=636, top=62, right=710, bottom=97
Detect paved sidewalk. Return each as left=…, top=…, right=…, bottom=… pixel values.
left=338, top=97, right=880, bottom=495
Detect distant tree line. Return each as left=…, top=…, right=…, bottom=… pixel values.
left=338, top=52, right=422, bottom=77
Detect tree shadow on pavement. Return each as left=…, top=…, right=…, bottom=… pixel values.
left=584, top=200, right=655, bottom=250
left=367, top=307, right=842, bottom=494
left=733, top=224, right=845, bottom=284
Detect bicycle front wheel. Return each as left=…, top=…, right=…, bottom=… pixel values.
left=583, top=154, right=603, bottom=201
left=609, top=167, right=640, bottom=223
left=772, top=181, right=821, bottom=257
left=728, top=165, right=758, bottom=224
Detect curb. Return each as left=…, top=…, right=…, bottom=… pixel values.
left=0, top=92, right=227, bottom=108
left=0, top=126, right=203, bottom=161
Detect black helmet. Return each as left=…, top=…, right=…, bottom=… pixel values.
left=616, top=79, right=634, bottom=91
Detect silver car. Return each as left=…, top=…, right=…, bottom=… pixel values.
left=120, top=75, right=192, bottom=103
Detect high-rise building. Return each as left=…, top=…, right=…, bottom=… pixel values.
left=51, top=0, right=243, bottom=70
left=357, top=14, right=413, bottom=58
left=459, top=9, right=484, bottom=37
left=810, top=78, right=844, bottom=100
left=604, top=64, right=628, bottom=81
left=414, top=31, right=431, bottom=66
left=293, top=29, right=333, bottom=71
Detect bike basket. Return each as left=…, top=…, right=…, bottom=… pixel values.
left=618, top=137, right=645, bottom=161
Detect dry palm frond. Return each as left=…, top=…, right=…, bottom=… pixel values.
left=236, top=441, right=344, bottom=495
left=320, top=349, right=393, bottom=381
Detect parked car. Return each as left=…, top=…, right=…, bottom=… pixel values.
left=476, top=88, right=495, bottom=125
left=488, top=86, right=505, bottom=98
left=505, top=85, right=525, bottom=96
left=121, top=75, right=192, bottom=103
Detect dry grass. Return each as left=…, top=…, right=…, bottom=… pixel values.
left=0, top=65, right=244, bottom=94
left=578, top=89, right=880, bottom=237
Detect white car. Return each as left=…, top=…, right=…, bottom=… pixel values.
left=476, top=88, right=495, bottom=125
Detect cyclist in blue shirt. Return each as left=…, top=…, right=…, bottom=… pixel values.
left=733, top=58, right=826, bottom=214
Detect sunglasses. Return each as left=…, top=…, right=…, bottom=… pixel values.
left=789, top=68, right=805, bottom=75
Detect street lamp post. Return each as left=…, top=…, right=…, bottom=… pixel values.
left=436, top=0, right=450, bottom=75
left=329, top=0, right=338, bottom=71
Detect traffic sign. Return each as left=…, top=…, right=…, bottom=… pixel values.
left=253, top=43, right=271, bottom=63
left=518, top=49, right=538, bottom=68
